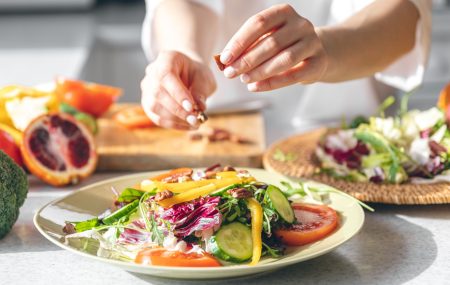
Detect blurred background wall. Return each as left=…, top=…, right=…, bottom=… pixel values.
left=0, top=0, right=449, bottom=108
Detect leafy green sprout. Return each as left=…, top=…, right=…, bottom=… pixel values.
left=376, top=95, right=395, bottom=118
left=138, top=189, right=164, bottom=245
left=280, top=181, right=374, bottom=212
left=273, top=148, right=297, bottom=162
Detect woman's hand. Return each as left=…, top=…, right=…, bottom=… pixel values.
left=141, top=51, right=216, bottom=130
left=219, top=4, right=328, bottom=92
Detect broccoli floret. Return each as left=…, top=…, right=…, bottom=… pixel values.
left=0, top=150, right=28, bottom=239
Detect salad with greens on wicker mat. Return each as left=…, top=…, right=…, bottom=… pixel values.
left=316, top=90, right=450, bottom=184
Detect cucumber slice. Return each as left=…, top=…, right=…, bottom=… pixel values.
left=209, top=222, right=253, bottom=262
left=102, top=200, right=139, bottom=225
left=266, top=185, right=295, bottom=223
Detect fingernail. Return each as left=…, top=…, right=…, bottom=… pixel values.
left=247, top=83, right=258, bottom=92
left=220, top=50, right=233, bottom=65
left=186, top=115, right=197, bottom=126
left=240, top=73, right=250, bottom=83
left=224, top=66, right=236, bottom=78
left=182, top=100, right=193, bottom=112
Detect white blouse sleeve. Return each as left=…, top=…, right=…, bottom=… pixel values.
left=374, top=0, right=432, bottom=92
left=141, top=0, right=224, bottom=62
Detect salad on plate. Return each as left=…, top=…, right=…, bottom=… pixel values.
left=62, top=165, right=367, bottom=267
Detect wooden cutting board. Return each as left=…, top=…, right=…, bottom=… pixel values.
left=95, top=104, right=265, bottom=171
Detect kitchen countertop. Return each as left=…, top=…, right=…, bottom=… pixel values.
left=1, top=175, right=449, bottom=285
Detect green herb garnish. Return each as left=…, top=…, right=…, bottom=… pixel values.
left=69, top=217, right=100, bottom=232
left=376, top=95, right=395, bottom=118
left=117, top=188, right=145, bottom=203
left=281, top=181, right=374, bottom=212
left=273, top=148, right=297, bottom=162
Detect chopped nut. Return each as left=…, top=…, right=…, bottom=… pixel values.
left=189, top=127, right=253, bottom=144
left=63, top=223, right=76, bottom=234
left=154, top=190, right=174, bottom=202
left=189, top=132, right=203, bottom=141
left=230, top=134, right=254, bottom=144
left=205, top=163, right=221, bottom=172
left=205, top=170, right=217, bottom=179
left=197, top=111, right=208, bottom=123
left=228, top=187, right=253, bottom=199
left=208, top=128, right=231, bottom=142
left=213, top=54, right=226, bottom=71
left=222, top=165, right=235, bottom=172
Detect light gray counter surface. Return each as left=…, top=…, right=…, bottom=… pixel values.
left=1, top=3, right=450, bottom=285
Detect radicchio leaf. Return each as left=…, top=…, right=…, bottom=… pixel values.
left=118, top=220, right=151, bottom=244
left=159, top=196, right=222, bottom=238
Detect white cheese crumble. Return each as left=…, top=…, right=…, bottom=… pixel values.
left=409, top=138, right=431, bottom=165
left=412, top=107, right=444, bottom=131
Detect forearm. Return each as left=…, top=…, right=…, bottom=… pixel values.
left=153, top=0, right=219, bottom=63
left=318, top=0, right=420, bottom=82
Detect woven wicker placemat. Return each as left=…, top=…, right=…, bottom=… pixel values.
left=263, top=128, right=450, bottom=205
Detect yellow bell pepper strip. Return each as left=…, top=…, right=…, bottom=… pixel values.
left=141, top=179, right=209, bottom=193
left=142, top=177, right=243, bottom=193
left=246, top=197, right=263, bottom=266
left=157, top=183, right=216, bottom=208
left=0, top=123, right=22, bottom=145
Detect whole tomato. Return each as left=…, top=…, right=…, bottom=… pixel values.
left=0, top=129, right=23, bottom=167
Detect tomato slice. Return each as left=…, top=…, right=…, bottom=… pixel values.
left=275, top=203, right=338, bottom=246
left=135, top=248, right=221, bottom=267
left=150, top=167, right=193, bottom=182
left=113, top=106, right=155, bottom=129
left=0, top=129, right=23, bottom=167
left=55, top=77, right=122, bottom=117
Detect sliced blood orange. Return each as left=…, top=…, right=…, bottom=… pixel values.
left=21, top=113, right=97, bottom=186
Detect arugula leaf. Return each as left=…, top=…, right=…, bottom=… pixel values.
left=68, top=218, right=100, bottom=233
left=262, top=242, right=282, bottom=258
left=139, top=191, right=155, bottom=232
left=138, top=191, right=164, bottom=245
left=218, top=195, right=249, bottom=223
left=117, top=188, right=145, bottom=203
left=149, top=214, right=164, bottom=245
left=272, top=148, right=297, bottom=162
